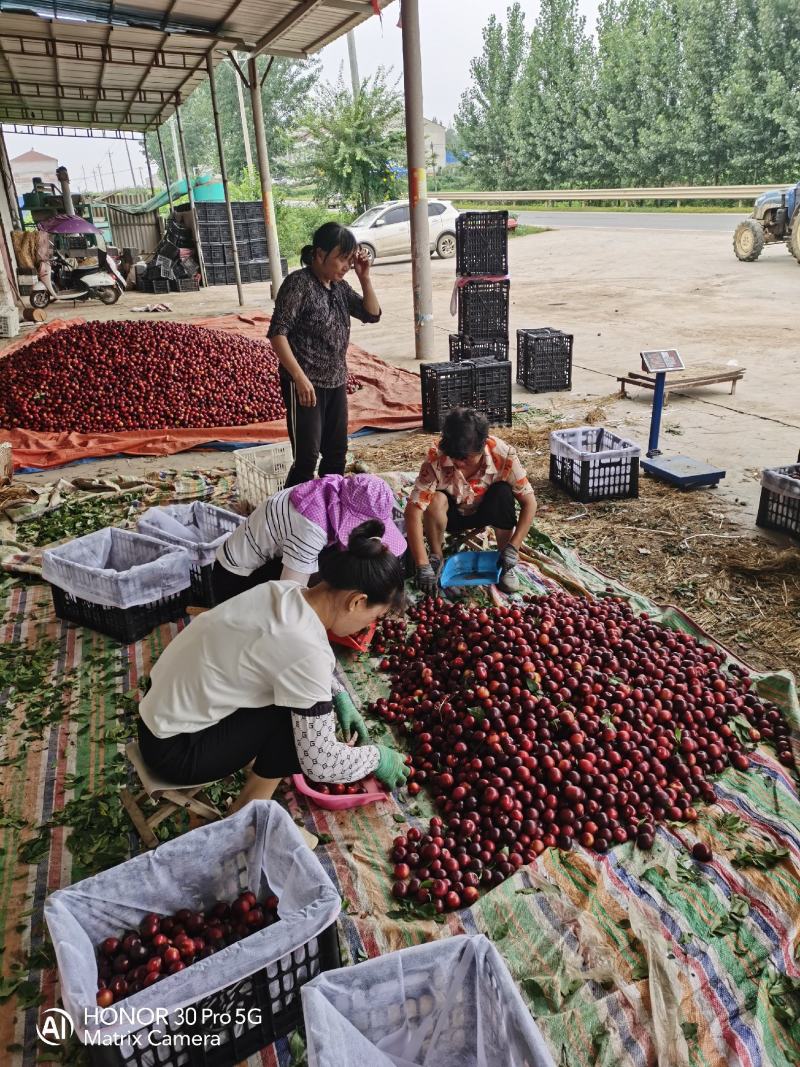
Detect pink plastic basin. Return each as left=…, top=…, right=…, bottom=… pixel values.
left=292, top=773, right=387, bottom=810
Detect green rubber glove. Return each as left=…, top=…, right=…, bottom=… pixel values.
left=333, top=690, right=369, bottom=743
left=374, top=745, right=411, bottom=790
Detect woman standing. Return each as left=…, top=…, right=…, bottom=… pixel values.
left=269, top=223, right=381, bottom=486
left=137, top=521, right=410, bottom=840
left=212, top=473, right=406, bottom=603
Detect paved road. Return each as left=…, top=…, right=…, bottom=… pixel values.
left=517, top=209, right=747, bottom=232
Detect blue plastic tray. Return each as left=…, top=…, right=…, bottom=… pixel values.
left=440, top=550, right=502, bottom=587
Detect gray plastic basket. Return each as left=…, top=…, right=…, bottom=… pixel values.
left=137, top=502, right=244, bottom=567
left=42, top=527, right=191, bottom=609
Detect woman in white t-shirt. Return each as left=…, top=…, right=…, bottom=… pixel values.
left=212, top=473, right=406, bottom=602
left=137, top=520, right=409, bottom=824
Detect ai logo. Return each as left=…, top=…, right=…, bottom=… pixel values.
left=36, top=1008, right=74, bottom=1047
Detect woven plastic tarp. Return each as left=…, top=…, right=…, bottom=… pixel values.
left=41, top=526, right=190, bottom=608
left=44, top=800, right=341, bottom=1044
left=302, top=934, right=556, bottom=1067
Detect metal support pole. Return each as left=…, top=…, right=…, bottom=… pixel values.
left=346, top=30, right=360, bottom=100
left=170, top=114, right=184, bottom=181
left=143, top=137, right=156, bottom=196
left=232, top=52, right=254, bottom=173
left=647, top=371, right=667, bottom=457
left=206, top=54, right=244, bottom=307
left=400, top=0, right=434, bottom=360
left=155, top=124, right=174, bottom=213
left=248, top=56, right=283, bottom=299
left=174, top=98, right=207, bottom=288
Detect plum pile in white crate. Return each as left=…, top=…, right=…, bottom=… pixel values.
left=368, top=592, right=793, bottom=908
left=94, top=890, right=279, bottom=1007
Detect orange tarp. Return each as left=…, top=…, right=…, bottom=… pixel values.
left=1, top=314, right=423, bottom=471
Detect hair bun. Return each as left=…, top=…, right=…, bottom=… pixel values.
left=300, top=244, right=313, bottom=266
left=348, top=519, right=387, bottom=557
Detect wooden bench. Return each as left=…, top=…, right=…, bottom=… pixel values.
left=617, top=365, right=745, bottom=405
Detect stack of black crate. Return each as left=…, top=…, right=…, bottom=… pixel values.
left=141, top=214, right=199, bottom=294
left=194, top=202, right=287, bottom=286
left=421, top=211, right=512, bottom=432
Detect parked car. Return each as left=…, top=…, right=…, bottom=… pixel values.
left=348, top=199, right=459, bottom=263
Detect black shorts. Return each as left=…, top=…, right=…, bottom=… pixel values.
left=443, top=480, right=518, bottom=534
left=137, top=704, right=303, bottom=785
left=211, top=558, right=283, bottom=605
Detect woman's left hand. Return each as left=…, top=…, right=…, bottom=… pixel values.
left=353, top=247, right=371, bottom=283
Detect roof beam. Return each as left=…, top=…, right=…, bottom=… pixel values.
left=0, top=33, right=215, bottom=69
left=2, top=122, right=140, bottom=139
left=0, top=103, right=152, bottom=126
left=0, top=77, right=176, bottom=104
left=305, top=9, right=363, bottom=52
left=249, top=0, right=325, bottom=57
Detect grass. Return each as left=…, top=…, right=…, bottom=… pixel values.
left=453, top=199, right=750, bottom=214
left=511, top=224, right=549, bottom=237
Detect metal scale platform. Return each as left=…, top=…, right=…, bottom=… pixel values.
left=638, top=349, right=726, bottom=490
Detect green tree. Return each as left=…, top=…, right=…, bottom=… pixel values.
left=302, top=70, right=405, bottom=214
left=455, top=4, right=529, bottom=188
left=144, top=56, right=319, bottom=188
left=512, top=0, right=595, bottom=187
left=716, top=0, right=800, bottom=182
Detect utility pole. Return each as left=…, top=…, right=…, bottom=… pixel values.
left=107, top=151, right=117, bottom=191
left=207, top=54, right=244, bottom=307
left=249, top=56, right=283, bottom=299
left=346, top=30, right=360, bottom=100
left=170, top=114, right=184, bottom=181
left=401, top=0, right=434, bottom=360
left=233, top=53, right=254, bottom=173
left=124, top=138, right=137, bottom=187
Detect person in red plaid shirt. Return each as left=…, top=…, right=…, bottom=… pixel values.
left=405, top=408, right=537, bottom=595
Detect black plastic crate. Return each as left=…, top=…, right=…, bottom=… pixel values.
left=171, top=277, right=199, bottom=293
left=86, top=923, right=340, bottom=1067
left=141, top=278, right=171, bottom=294
left=198, top=222, right=224, bottom=244
left=224, top=241, right=250, bottom=265
left=230, top=200, right=264, bottom=222
left=549, top=428, right=640, bottom=503
left=51, top=585, right=187, bottom=643
left=473, top=357, right=512, bottom=426
left=457, top=279, right=510, bottom=340
left=206, top=264, right=238, bottom=286
left=195, top=202, right=229, bottom=222
left=456, top=211, right=509, bottom=276
left=205, top=242, right=227, bottom=264
left=243, top=261, right=270, bottom=283
left=449, top=334, right=509, bottom=363
left=189, top=562, right=216, bottom=607
left=157, top=239, right=179, bottom=260
left=517, top=327, right=573, bottom=393
left=250, top=237, right=268, bottom=259
left=421, top=362, right=476, bottom=433
left=756, top=466, right=800, bottom=539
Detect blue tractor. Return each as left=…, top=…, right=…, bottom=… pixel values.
left=733, top=182, right=800, bottom=261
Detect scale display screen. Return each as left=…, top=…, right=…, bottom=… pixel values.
left=641, top=349, right=685, bottom=373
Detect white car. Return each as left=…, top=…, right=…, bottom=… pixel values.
left=349, top=199, right=459, bottom=263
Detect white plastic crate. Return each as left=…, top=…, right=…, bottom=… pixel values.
left=302, top=934, right=556, bottom=1067
left=42, top=526, right=191, bottom=609
left=757, top=462, right=800, bottom=538
left=137, top=501, right=244, bottom=566
left=0, top=305, right=20, bottom=339
left=235, top=441, right=293, bottom=510
left=45, top=801, right=341, bottom=1051
left=549, top=426, right=641, bottom=503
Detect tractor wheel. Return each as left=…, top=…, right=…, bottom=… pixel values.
left=733, top=220, right=765, bottom=261
left=789, top=223, right=800, bottom=262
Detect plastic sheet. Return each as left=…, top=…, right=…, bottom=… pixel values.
left=302, top=934, right=556, bottom=1067
left=137, top=501, right=243, bottom=566
left=44, top=800, right=341, bottom=1045
left=41, top=526, right=191, bottom=608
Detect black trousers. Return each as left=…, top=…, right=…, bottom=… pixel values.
left=211, top=558, right=283, bottom=605
left=137, top=706, right=301, bottom=785
left=443, top=480, right=518, bottom=534
left=280, top=372, right=349, bottom=487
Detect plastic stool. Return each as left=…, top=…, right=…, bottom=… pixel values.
left=121, top=741, right=223, bottom=848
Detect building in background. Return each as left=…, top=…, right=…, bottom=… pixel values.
left=11, top=149, right=59, bottom=197
left=424, top=118, right=447, bottom=171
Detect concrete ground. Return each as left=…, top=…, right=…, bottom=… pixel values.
left=5, top=221, right=799, bottom=523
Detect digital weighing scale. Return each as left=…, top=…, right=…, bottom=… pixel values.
left=638, top=349, right=726, bottom=490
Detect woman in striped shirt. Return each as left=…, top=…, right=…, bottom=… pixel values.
left=212, top=473, right=406, bottom=603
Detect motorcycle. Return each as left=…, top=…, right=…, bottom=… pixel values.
left=30, top=245, right=125, bottom=308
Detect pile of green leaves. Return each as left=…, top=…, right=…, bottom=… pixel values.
left=17, top=490, right=147, bottom=548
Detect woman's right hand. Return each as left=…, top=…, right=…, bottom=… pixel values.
left=295, top=373, right=316, bottom=407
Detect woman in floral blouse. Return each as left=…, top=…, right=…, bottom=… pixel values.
left=405, top=408, right=537, bottom=595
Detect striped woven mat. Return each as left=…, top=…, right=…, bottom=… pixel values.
left=0, top=525, right=798, bottom=1066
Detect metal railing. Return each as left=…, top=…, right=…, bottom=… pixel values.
left=444, top=185, right=780, bottom=203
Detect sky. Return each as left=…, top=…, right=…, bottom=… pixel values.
left=4, top=0, right=600, bottom=195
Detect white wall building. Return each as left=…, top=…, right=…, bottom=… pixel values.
left=424, top=118, right=447, bottom=170
left=10, top=148, right=59, bottom=194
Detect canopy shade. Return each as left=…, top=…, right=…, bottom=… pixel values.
left=0, top=0, right=395, bottom=132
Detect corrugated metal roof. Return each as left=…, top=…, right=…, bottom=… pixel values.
left=0, top=0, right=394, bottom=131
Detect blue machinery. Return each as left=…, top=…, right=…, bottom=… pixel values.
left=638, top=349, right=726, bottom=490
